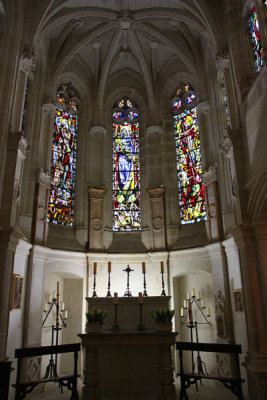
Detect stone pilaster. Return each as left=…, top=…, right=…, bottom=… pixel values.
left=147, top=187, right=166, bottom=251
left=196, top=102, right=210, bottom=168
left=88, top=126, right=107, bottom=188
left=88, top=187, right=107, bottom=251
left=146, top=125, right=163, bottom=188
left=31, top=169, right=51, bottom=245
left=38, top=103, right=56, bottom=171
left=202, top=166, right=223, bottom=242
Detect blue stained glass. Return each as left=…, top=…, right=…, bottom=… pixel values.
left=248, top=4, right=263, bottom=72
left=112, top=101, right=141, bottom=231
left=113, top=111, right=125, bottom=120
left=186, top=93, right=196, bottom=105
left=173, top=100, right=182, bottom=112
left=47, top=109, right=78, bottom=226
left=127, top=111, right=139, bottom=120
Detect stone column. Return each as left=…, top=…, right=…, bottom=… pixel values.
left=196, top=102, right=211, bottom=169
left=88, top=187, right=107, bottom=251
left=201, top=166, right=223, bottom=242
left=235, top=223, right=267, bottom=400
left=147, top=187, right=166, bottom=251
left=31, top=169, right=51, bottom=245
left=38, top=103, right=56, bottom=171
left=146, top=125, right=163, bottom=188
left=88, top=126, right=107, bottom=188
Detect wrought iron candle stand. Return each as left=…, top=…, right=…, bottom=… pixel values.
left=112, top=293, right=120, bottom=331
left=92, top=271, right=97, bottom=297
left=161, top=271, right=166, bottom=296
left=42, top=286, right=68, bottom=381
left=123, top=265, right=134, bottom=297
left=137, top=293, right=145, bottom=332
left=180, top=292, right=211, bottom=391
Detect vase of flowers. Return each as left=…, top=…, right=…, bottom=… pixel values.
left=86, top=310, right=108, bottom=333
left=150, top=309, right=175, bottom=332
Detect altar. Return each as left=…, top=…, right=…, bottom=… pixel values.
left=79, top=296, right=178, bottom=400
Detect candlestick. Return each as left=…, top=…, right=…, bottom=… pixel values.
left=93, top=262, right=97, bottom=274
left=114, top=292, right=118, bottom=304
left=161, top=269, right=166, bottom=296
left=142, top=262, right=146, bottom=273
left=92, top=267, right=97, bottom=297
left=183, top=300, right=187, bottom=308
left=106, top=263, right=112, bottom=297
left=181, top=307, right=184, bottom=317
left=160, top=261, right=164, bottom=273
left=138, top=292, right=143, bottom=304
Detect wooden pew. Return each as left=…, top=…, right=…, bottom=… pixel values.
left=176, top=341, right=245, bottom=400
left=13, top=343, right=80, bottom=400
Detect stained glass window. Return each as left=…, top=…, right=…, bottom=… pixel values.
left=248, top=4, right=263, bottom=72
left=170, top=85, right=206, bottom=224
left=112, top=98, right=141, bottom=231
left=47, top=83, right=80, bottom=226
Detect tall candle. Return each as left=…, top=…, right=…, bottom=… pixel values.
left=43, top=303, right=48, bottom=312
left=187, top=292, right=190, bottom=300
left=142, top=262, right=146, bottom=274
left=160, top=261, right=164, bottom=273
left=64, top=310, right=68, bottom=319
left=197, top=291, right=201, bottom=300
left=188, top=301, right=193, bottom=325
left=207, top=307, right=211, bottom=316
left=93, top=262, right=97, bottom=274
left=138, top=292, right=143, bottom=304
left=114, top=292, right=118, bottom=304
left=180, top=307, right=184, bottom=317
left=108, top=262, right=111, bottom=273
left=53, top=291, right=56, bottom=299
left=192, top=288, right=195, bottom=297
left=57, top=281, right=60, bottom=296
left=201, top=299, right=205, bottom=308
left=48, top=295, right=52, bottom=303
left=183, top=300, right=187, bottom=308
left=61, top=302, right=65, bottom=311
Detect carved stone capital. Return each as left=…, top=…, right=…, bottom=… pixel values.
left=146, top=125, right=163, bottom=137
left=219, top=130, right=233, bottom=158
left=20, top=48, right=37, bottom=73
left=147, top=186, right=165, bottom=199
left=42, top=103, right=56, bottom=116
left=215, top=49, right=230, bottom=71
left=8, top=131, right=27, bottom=153
left=201, top=166, right=217, bottom=186
left=88, top=187, right=107, bottom=200
left=72, top=18, right=85, bottom=29
left=196, top=102, right=210, bottom=115
left=89, top=126, right=107, bottom=136
left=36, top=169, right=51, bottom=186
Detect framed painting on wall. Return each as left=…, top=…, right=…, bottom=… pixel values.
left=233, top=289, right=244, bottom=313
left=10, top=274, right=24, bottom=310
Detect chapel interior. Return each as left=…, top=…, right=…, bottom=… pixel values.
left=0, top=1, right=267, bottom=399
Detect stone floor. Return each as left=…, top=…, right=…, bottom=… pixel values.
left=24, top=377, right=239, bottom=399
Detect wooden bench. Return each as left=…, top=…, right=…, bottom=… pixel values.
left=13, top=343, right=80, bottom=400
left=176, top=341, right=245, bottom=400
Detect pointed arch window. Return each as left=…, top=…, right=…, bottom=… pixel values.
left=248, top=4, right=263, bottom=72
left=112, top=98, right=141, bottom=231
left=170, top=85, right=206, bottom=224
left=47, top=83, right=80, bottom=226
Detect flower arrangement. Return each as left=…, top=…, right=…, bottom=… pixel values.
left=86, top=310, right=108, bottom=325
left=150, top=309, right=175, bottom=323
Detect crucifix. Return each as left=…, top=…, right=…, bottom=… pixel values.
left=123, top=264, right=134, bottom=297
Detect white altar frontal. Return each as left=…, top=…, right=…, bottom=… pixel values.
left=79, top=296, right=178, bottom=400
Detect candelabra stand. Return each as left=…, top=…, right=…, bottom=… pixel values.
left=42, top=291, right=68, bottom=381
left=180, top=292, right=211, bottom=391
left=123, top=265, right=134, bottom=297
left=143, top=271, right=148, bottom=296
left=112, top=303, right=120, bottom=331
left=137, top=303, right=145, bottom=332
left=92, top=271, right=97, bottom=297
left=161, top=271, right=166, bottom=296
left=106, top=271, right=112, bottom=297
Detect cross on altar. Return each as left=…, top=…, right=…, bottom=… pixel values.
left=123, top=265, right=134, bottom=297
